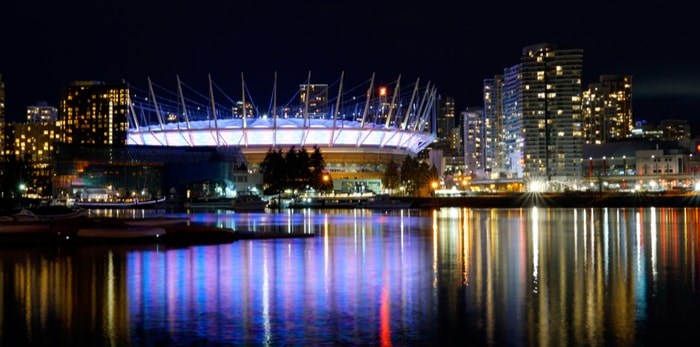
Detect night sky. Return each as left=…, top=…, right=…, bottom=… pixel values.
left=1, top=0, right=698, bottom=129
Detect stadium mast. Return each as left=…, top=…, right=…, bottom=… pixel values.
left=147, top=77, right=165, bottom=131
left=273, top=71, right=277, bottom=147
left=401, top=78, right=420, bottom=130
left=208, top=74, right=220, bottom=146
left=177, top=75, right=194, bottom=146
left=360, top=73, right=375, bottom=128
left=413, top=81, right=431, bottom=131
left=303, top=71, right=311, bottom=128
left=385, top=75, right=400, bottom=128
left=241, top=72, right=248, bottom=147
left=176, top=75, right=191, bottom=130
left=330, top=71, right=344, bottom=147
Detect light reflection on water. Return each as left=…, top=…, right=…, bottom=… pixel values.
left=2, top=207, right=700, bottom=345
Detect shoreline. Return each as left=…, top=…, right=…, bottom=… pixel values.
left=411, top=192, right=700, bottom=209
left=0, top=215, right=315, bottom=247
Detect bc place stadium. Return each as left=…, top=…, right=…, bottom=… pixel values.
left=124, top=72, right=437, bottom=194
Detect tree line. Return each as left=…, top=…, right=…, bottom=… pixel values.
left=259, top=147, right=438, bottom=196
left=259, top=146, right=332, bottom=195
left=382, top=155, right=439, bottom=196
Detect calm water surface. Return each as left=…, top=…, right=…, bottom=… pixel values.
left=1, top=207, right=699, bottom=346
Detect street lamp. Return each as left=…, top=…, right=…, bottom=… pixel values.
left=321, top=174, right=330, bottom=194
left=18, top=183, right=26, bottom=207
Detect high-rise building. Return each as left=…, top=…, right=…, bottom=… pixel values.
left=436, top=95, right=455, bottom=145
left=490, top=44, right=583, bottom=183
left=7, top=121, right=59, bottom=197
left=502, top=65, right=523, bottom=178
left=232, top=101, right=254, bottom=119
left=27, top=101, right=58, bottom=123
left=462, top=107, right=483, bottom=175
left=483, top=76, right=505, bottom=176
left=299, top=84, right=329, bottom=118
left=2, top=102, right=60, bottom=197
left=582, top=75, right=633, bottom=144
left=59, top=81, right=129, bottom=145
left=660, top=119, right=691, bottom=141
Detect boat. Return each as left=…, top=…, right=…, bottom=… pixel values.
left=364, top=194, right=413, bottom=210
left=231, top=194, right=268, bottom=212
left=186, top=197, right=235, bottom=209
left=288, top=195, right=366, bottom=209
left=74, top=196, right=166, bottom=208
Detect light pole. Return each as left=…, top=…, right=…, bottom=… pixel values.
left=431, top=181, right=439, bottom=197
left=18, top=183, right=26, bottom=207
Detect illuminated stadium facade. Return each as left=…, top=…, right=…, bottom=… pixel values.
left=126, top=73, right=437, bottom=193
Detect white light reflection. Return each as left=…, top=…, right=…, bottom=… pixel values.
left=604, top=208, right=609, bottom=281
left=531, top=207, right=539, bottom=292
left=635, top=210, right=647, bottom=317
left=400, top=210, right=404, bottom=258
left=361, top=210, right=366, bottom=256
left=573, top=209, right=578, bottom=265
left=324, top=214, right=329, bottom=278
left=353, top=209, right=358, bottom=254
left=463, top=208, right=469, bottom=286
left=591, top=208, right=596, bottom=271
left=433, top=209, right=438, bottom=289
left=650, top=207, right=658, bottom=284
left=262, top=245, right=271, bottom=346
left=583, top=209, right=588, bottom=268
left=106, top=250, right=115, bottom=347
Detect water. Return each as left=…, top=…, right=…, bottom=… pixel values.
left=1, top=207, right=699, bottom=346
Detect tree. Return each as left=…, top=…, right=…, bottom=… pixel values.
left=400, top=155, right=418, bottom=195
left=414, top=161, right=431, bottom=197
left=0, top=156, right=30, bottom=200
left=382, top=159, right=400, bottom=194
left=309, top=146, right=326, bottom=190
left=297, top=147, right=311, bottom=189
left=397, top=155, right=435, bottom=196
left=260, top=147, right=286, bottom=195
left=284, top=146, right=300, bottom=190
left=259, top=146, right=328, bottom=194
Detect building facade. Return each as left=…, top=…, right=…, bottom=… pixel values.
left=59, top=81, right=129, bottom=146
left=582, top=75, right=633, bottom=144
left=462, top=108, right=483, bottom=176
left=482, top=76, right=505, bottom=177
left=479, top=43, right=584, bottom=188
left=26, top=101, right=58, bottom=123
left=660, top=119, right=691, bottom=141
left=436, top=95, right=455, bottom=146
left=519, top=43, right=584, bottom=182
left=299, top=84, right=329, bottom=118
left=502, top=64, right=523, bottom=178
left=6, top=121, right=59, bottom=197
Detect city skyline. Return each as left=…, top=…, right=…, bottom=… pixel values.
left=1, top=0, right=698, bottom=128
